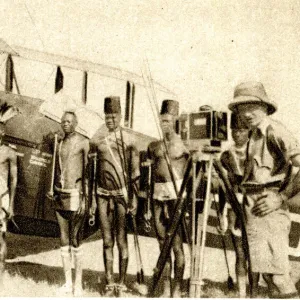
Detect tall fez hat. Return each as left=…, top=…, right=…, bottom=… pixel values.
left=228, top=81, right=277, bottom=115
left=230, top=112, right=249, bottom=129
left=160, top=99, right=179, bottom=116
left=104, top=96, right=121, bottom=114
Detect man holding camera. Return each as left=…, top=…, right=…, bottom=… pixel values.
left=229, top=81, right=300, bottom=298
left=147, top=99, right=189, bottom=298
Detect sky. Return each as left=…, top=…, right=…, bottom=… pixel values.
left=1, top=0, right=300, bottom=139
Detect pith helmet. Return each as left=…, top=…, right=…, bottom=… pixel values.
left=104, top=96, right=121, bottom=114
left=160, top=99, right=179, bottom=116
left=230, top=112, right=249, bottom=129
left=228, top=81, right=277, bottom=115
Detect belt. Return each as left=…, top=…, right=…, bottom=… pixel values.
left=241, top=181, right=282, bottom=194
left=97, top=192, right=127, bottom=215
left=97, top=187, right=126, bottom=197
left=54, top=186, right=80, bottom=196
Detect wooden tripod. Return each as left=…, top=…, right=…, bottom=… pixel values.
left=149, top=151, right=253, bottom=298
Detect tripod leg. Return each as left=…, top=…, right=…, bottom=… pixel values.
left=189, top=160, right=197, bottom=296
left=149, top=158, right=194, bottom=297
left=190, top=208, right=203, bottom=297
left=189, top=160, right=205, bottom=297
left=213, top=159, right=253, bottom=297
left=196, top=156, right=213, bottom=298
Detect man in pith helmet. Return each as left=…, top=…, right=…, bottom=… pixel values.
left=89, top=96, right=139, bottom=297
left=50, top=110, right=89, bottom=296
left=147, top=99, right=189, bottom=298
left=220, top=112, right=249, bottom=297
left=228, top=81, right=300, bottom=298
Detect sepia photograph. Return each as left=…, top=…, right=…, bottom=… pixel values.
left=0, top=0, right=300, bottom=298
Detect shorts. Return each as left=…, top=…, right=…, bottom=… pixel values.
left=56, top=210, right=76, bottom=221
left=244, top=189, right=291, bottom=274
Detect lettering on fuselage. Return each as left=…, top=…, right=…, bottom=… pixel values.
left=29, top=154, right=51, bottom=168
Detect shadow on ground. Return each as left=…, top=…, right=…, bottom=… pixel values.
left=5, top=260, right=150, bottom=296
left=5, top=259, right=271, bottom=298
left=6, top=230, right=102, bottom=260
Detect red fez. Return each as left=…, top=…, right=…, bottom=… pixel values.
left=104, top=96, right=121, bottom=114
left=160, top=99, right=179, bottom=116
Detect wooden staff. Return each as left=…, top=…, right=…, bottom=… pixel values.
left=88, top=152, right=97, bottom=226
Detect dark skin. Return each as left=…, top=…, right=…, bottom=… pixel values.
left=227, top=127, right=249, bottom=297
left=91, top=112, right=138, bottom=289
left=54, top=113, right=88, bottom=248
left=148, top=113, right=188, bottom=298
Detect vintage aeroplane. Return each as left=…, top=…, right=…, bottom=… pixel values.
left=0, top=38, right=172, bottom=237
left=0, top=38, right=300, bottom=263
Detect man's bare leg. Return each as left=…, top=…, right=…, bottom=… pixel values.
left=251, top=272, right=260, bottom=298
left=172, top=231, right=185, bottom=298
left=232, top=235, right=247, bottom=297
left=71, top=212, right=86, bottom=297
left=72, top=246, right=83, bottom=296
left=56, top=211, right=72, bottom=294
left=98, top=197, right=115, bottom=296
left=0, top=232, right=7, bottom=289
left=114, top=201, right=129, bottom=297
left=262, top=274, right=278, bottom=297
left=154, top=202, right=171, bottom=298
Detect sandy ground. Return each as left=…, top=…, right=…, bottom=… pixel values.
left=2, top=230, right=300, bottom=297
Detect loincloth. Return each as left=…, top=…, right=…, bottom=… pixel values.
left=96, top=187, right=128, bottom=212
left=153, top=180, right=184, bottom=201
left=97, top=187, right=127, bottom=198
left=244, top=187, right=290, bottom=274
left=54, top=187, right=81, bottom=211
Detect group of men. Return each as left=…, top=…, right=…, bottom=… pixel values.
left=0, top=81, right=299, bottom=298
left=49, top=96, right=188, bottom=297
left=221, top=81, right=300, bottom=298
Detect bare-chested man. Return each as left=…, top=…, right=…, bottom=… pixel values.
left=50, top=111, right=89, bottom=296
left=89, top=96, right=139, bottom=297
left=147, top=99, right=189, bottom=298
left=220, top=112, right=249, bottom=297
left=0, top=123, right=17, bottom=285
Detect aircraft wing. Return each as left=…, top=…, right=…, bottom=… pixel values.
left=39, top=91, right=103, bottom=139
